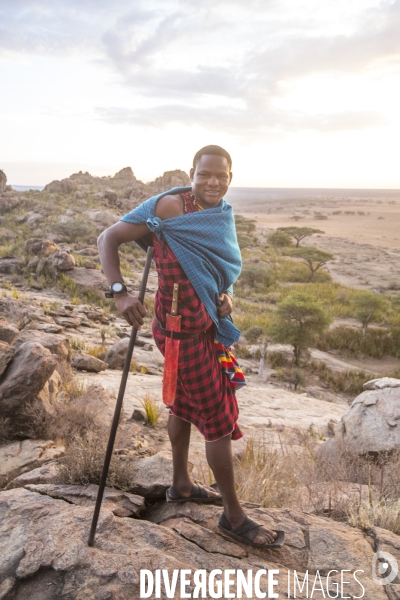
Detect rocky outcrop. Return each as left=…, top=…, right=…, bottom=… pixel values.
left=128, top=450, right=191, bottom=498
left=0, top=341, right=14, bottom=377
left=44, top=177, right=78, bottom=194
left=84, top=209, right=119, bottom=230
left=67, top=266, right=108, bottom=291
left=0, top=298, right=30, bottom=329
left=71, top=353, right=108, bottom=372
left=36, top=248, right=75, bottom=274
left=0, top=488, right=394, bottom=600
left=0, top=342, right=57, bottom=418
left=0, top=168, right=6, bottom=193
left=0, top=228, right=17, bottom=243
left=335, top=378, right=400, bottom=455
left=148, top=169, right=191, bottom=193
left=0, top=257, right=22, bottom=274
left=0, top=318, right=19, bottom=344
left=0, top=440, right=65, bottom=485
left=24, top=238, right=59, bottom=256
left=0, top=193, right=22, bottom=213
left=13, top=330, right=70, bottom=368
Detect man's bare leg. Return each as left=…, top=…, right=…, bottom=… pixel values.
left=167, top=414, right=218, bottom=498
left=205, top=434, right=277, bottom=545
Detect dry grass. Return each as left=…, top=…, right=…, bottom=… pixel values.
left=140, top=393, right=160, bottom=426
left=233, top=433, right=400, bottom=535
left=57, top=428, right=136, bottom=489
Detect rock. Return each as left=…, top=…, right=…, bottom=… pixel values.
left=0, top=342, right=57, bottom=418
left=13, top=330, right=70, bottom=367
left=0, top=298, right=30, bottom=329
left=113, top=166, right=136, bottom=181
left=131, top=409, right=146, bottom=423
left=36, top=248, right=75, bottom=274
left=0, top=168, right=7, bottom=193
left=5, top=460, right=60, bottom=489
left=128, top=450, right=192, bottom=498
left=68, top=266, right=107, bottom=292
left=44, top=177, right=77, bottom=194
left=24, top=238, right=59, bottom=256
left=26, top=210, right=42, bottom=225
left=0, top=256, right=22, bottom=274
left=149, top=169, right=191, bottom=193
left=335, top=385, right=400, bottom=455
left=0, top=318, right=19, bottom=344
left=0, top=194, right=22, bottom=213
left=84, top=209, right=119, bottom=230
left=104, top=189, right=118, bottom=203
left=0, top=440, right=65, bottom=485
left=71, top=384, right=116, bottom=427
left=53, top=316, right=81, bottom=329
left=0, top=228, right=17, bottom=243
left=104, top=337, right=149, bottom=369
left=25, top=484, right=145, bottom=518
left=74, top=247, right=98, bottom=256
left=364, top=377, right=400, bottom=390
left=0, top=488, right=392, bottom=600
left=71, top=353, right=108, bottom=372
left=0, top=341, right=14, bottom=377
left=83, top=260, right=97, bottom=269
left=36, top=370, right=63, bottom=413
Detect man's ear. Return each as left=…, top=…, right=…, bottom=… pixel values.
left=189, top=167, right=195, bottom=181
left=229, top=171, right=233, bottom=184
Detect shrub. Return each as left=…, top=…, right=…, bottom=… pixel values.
left=140, top=394, right=160, bottom=426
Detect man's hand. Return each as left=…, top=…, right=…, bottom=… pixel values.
left=114, top=293, right=147, bottom=328
left=217, top=293, right=233, bottom=318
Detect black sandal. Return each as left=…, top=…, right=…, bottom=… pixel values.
left=218, top=513, right=285, bottom=548
left=166, top=484, right=222, bottom=504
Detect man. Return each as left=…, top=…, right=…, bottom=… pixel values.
left=97, top=145, right=283, bottom=548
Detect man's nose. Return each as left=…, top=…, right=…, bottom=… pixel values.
left=208, top=175, right=219, bottom=186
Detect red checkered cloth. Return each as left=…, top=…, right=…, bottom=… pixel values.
left=152, top=192, right=244, bottom=442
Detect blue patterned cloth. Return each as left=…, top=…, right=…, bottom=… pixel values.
left=120, top=186, right=242, bottom=347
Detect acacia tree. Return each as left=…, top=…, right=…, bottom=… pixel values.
left=277, top=226, right=325, bottom=247
left=267, top=230, right=292, bottom=263
left=284, top=247, right=334, bottom=281
left=244, top=326, right=269, bottom=376
left=269, top=292, right=332, bottom=365
left=354, top=291, right=386, bottom=338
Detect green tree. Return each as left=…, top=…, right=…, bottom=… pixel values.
left=244, top=326, right=270, bottom=376
left=238, top=265, right=275, bottom=290
left=269, top=292, right=332, bottom=365
left=353, top=291, right=386, bottom=338
left=267, top=230, right=293, bottom=263
left=277, top=226, right=325, bottom=247
left=284, top=247, right=334, bottom=281
left=56, top=220, right=96, bottom=243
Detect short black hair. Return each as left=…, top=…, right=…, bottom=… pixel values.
left=192, top=145, right=232, bottom=170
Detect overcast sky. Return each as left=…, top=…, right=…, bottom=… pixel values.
left=0, top=0, right=399, bottom=187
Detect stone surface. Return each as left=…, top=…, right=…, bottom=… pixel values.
left=25, top=484, right=145, bottom=518
left=127, top=450, right=192, bottom=498
left=67, top=266, right=108, bottom=291
left=0, top=486, right=395, bottom=599
left=0, top=298, right=30, bottom=329
left=6, top=460, right=60, bottom=489
left=0, top=341, right=14, bottom=377
left=71, top=384, right=116, bottom=428
left=104, top=337, right=149, bottom=369
left=0, top=440, right=65, bottom=485
left=84, top=209, right=119, bottom=229
left=13, top=330, right=70, bottom=366
left=364, top=377, right=400, bottom=390
left=0, top=341, right=57, bottom=418
left=0, top=257, right=22, bottom=274
left=71, top=352, right=108, bottom=372
left=24, top=238, right=59, bottom=256
left=36, top=249, right=75, bottom=274
left=335, top=386, right=400, bottom=454
left=0, top=228, right=17, bottom=243
left=0, top=319, right=19, bottom=344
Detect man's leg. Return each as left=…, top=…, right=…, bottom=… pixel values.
left=205, top=434, right=277, bottom=544
left=167, top=414, right=219, bottom=498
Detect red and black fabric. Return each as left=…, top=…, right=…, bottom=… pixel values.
left=152, top=192, right=244, bottom=442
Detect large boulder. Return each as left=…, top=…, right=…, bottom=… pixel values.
left=113, top=167, right=136, bottom=181
left=71, top=353, right=108, bottom=372
left=0, top=168, right=6, bottom=193
left=0, top=488, right=393, bottom=600
left=335, top=378, right=400, bottom=455
left=24, top=238, right=59, bottom=256
left=0, top=257, right=22, bottom=274
left=148, top=169, right=191, bottom=193
left=0, top=228, right=17, bottom=243
left=44, top=178, right=78, bottom=194
left=0, top=342, right=57, bottom=418
left=67, top=266, right=108, bottom=292
left=6, top=460, right=60, bottom=489
left=0, top=298, right=31, bottom=329
left=0, top=194, right=22, bottom=213
left=0, top=318, right=19, bottom=344
left=127, top=450, right=192, bottom=498
left=36, top=248, right=75, bottom=274
left=13, top=330, right=70, bottom=368
left=84, top=209, right=119, bottom=230
left=0, top=341, right=14, bottom=377
left=0, top=440, right=65, bottom=486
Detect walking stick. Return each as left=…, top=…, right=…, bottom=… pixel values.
left=88, top=245, right=154, bottom=546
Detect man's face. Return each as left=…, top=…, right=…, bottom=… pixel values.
left=190, top=154, right=232, bottom=208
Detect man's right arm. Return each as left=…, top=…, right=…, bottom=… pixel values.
left=97, top=221, right=150, bottom=328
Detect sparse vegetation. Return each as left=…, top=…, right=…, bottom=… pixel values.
left=140, top=394, right=160, bottom=426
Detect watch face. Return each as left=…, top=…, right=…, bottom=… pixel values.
left=112, top=282, right=124, bottom=293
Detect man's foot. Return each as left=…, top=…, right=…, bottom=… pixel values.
left=218, top=514, right=285, bottom=548
left=166, top=483, right=222, bottom=504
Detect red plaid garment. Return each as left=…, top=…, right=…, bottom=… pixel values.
left=152, top=192, right=244, bottom=442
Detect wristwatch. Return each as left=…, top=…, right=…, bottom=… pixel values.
left=105, top=281, right=128, bottom=298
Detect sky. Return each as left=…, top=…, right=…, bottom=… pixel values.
left=0, top=0, right=399, bottom=188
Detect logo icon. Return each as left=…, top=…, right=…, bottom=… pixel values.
left=372, top=551, right=398, bottom=585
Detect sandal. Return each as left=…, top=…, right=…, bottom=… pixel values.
left=166, top=483, right=222, bottom=504
left=218, top=513, right=285, bottom=548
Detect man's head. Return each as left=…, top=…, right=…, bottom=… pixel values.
left=190, top=145, right=233, bottom=208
